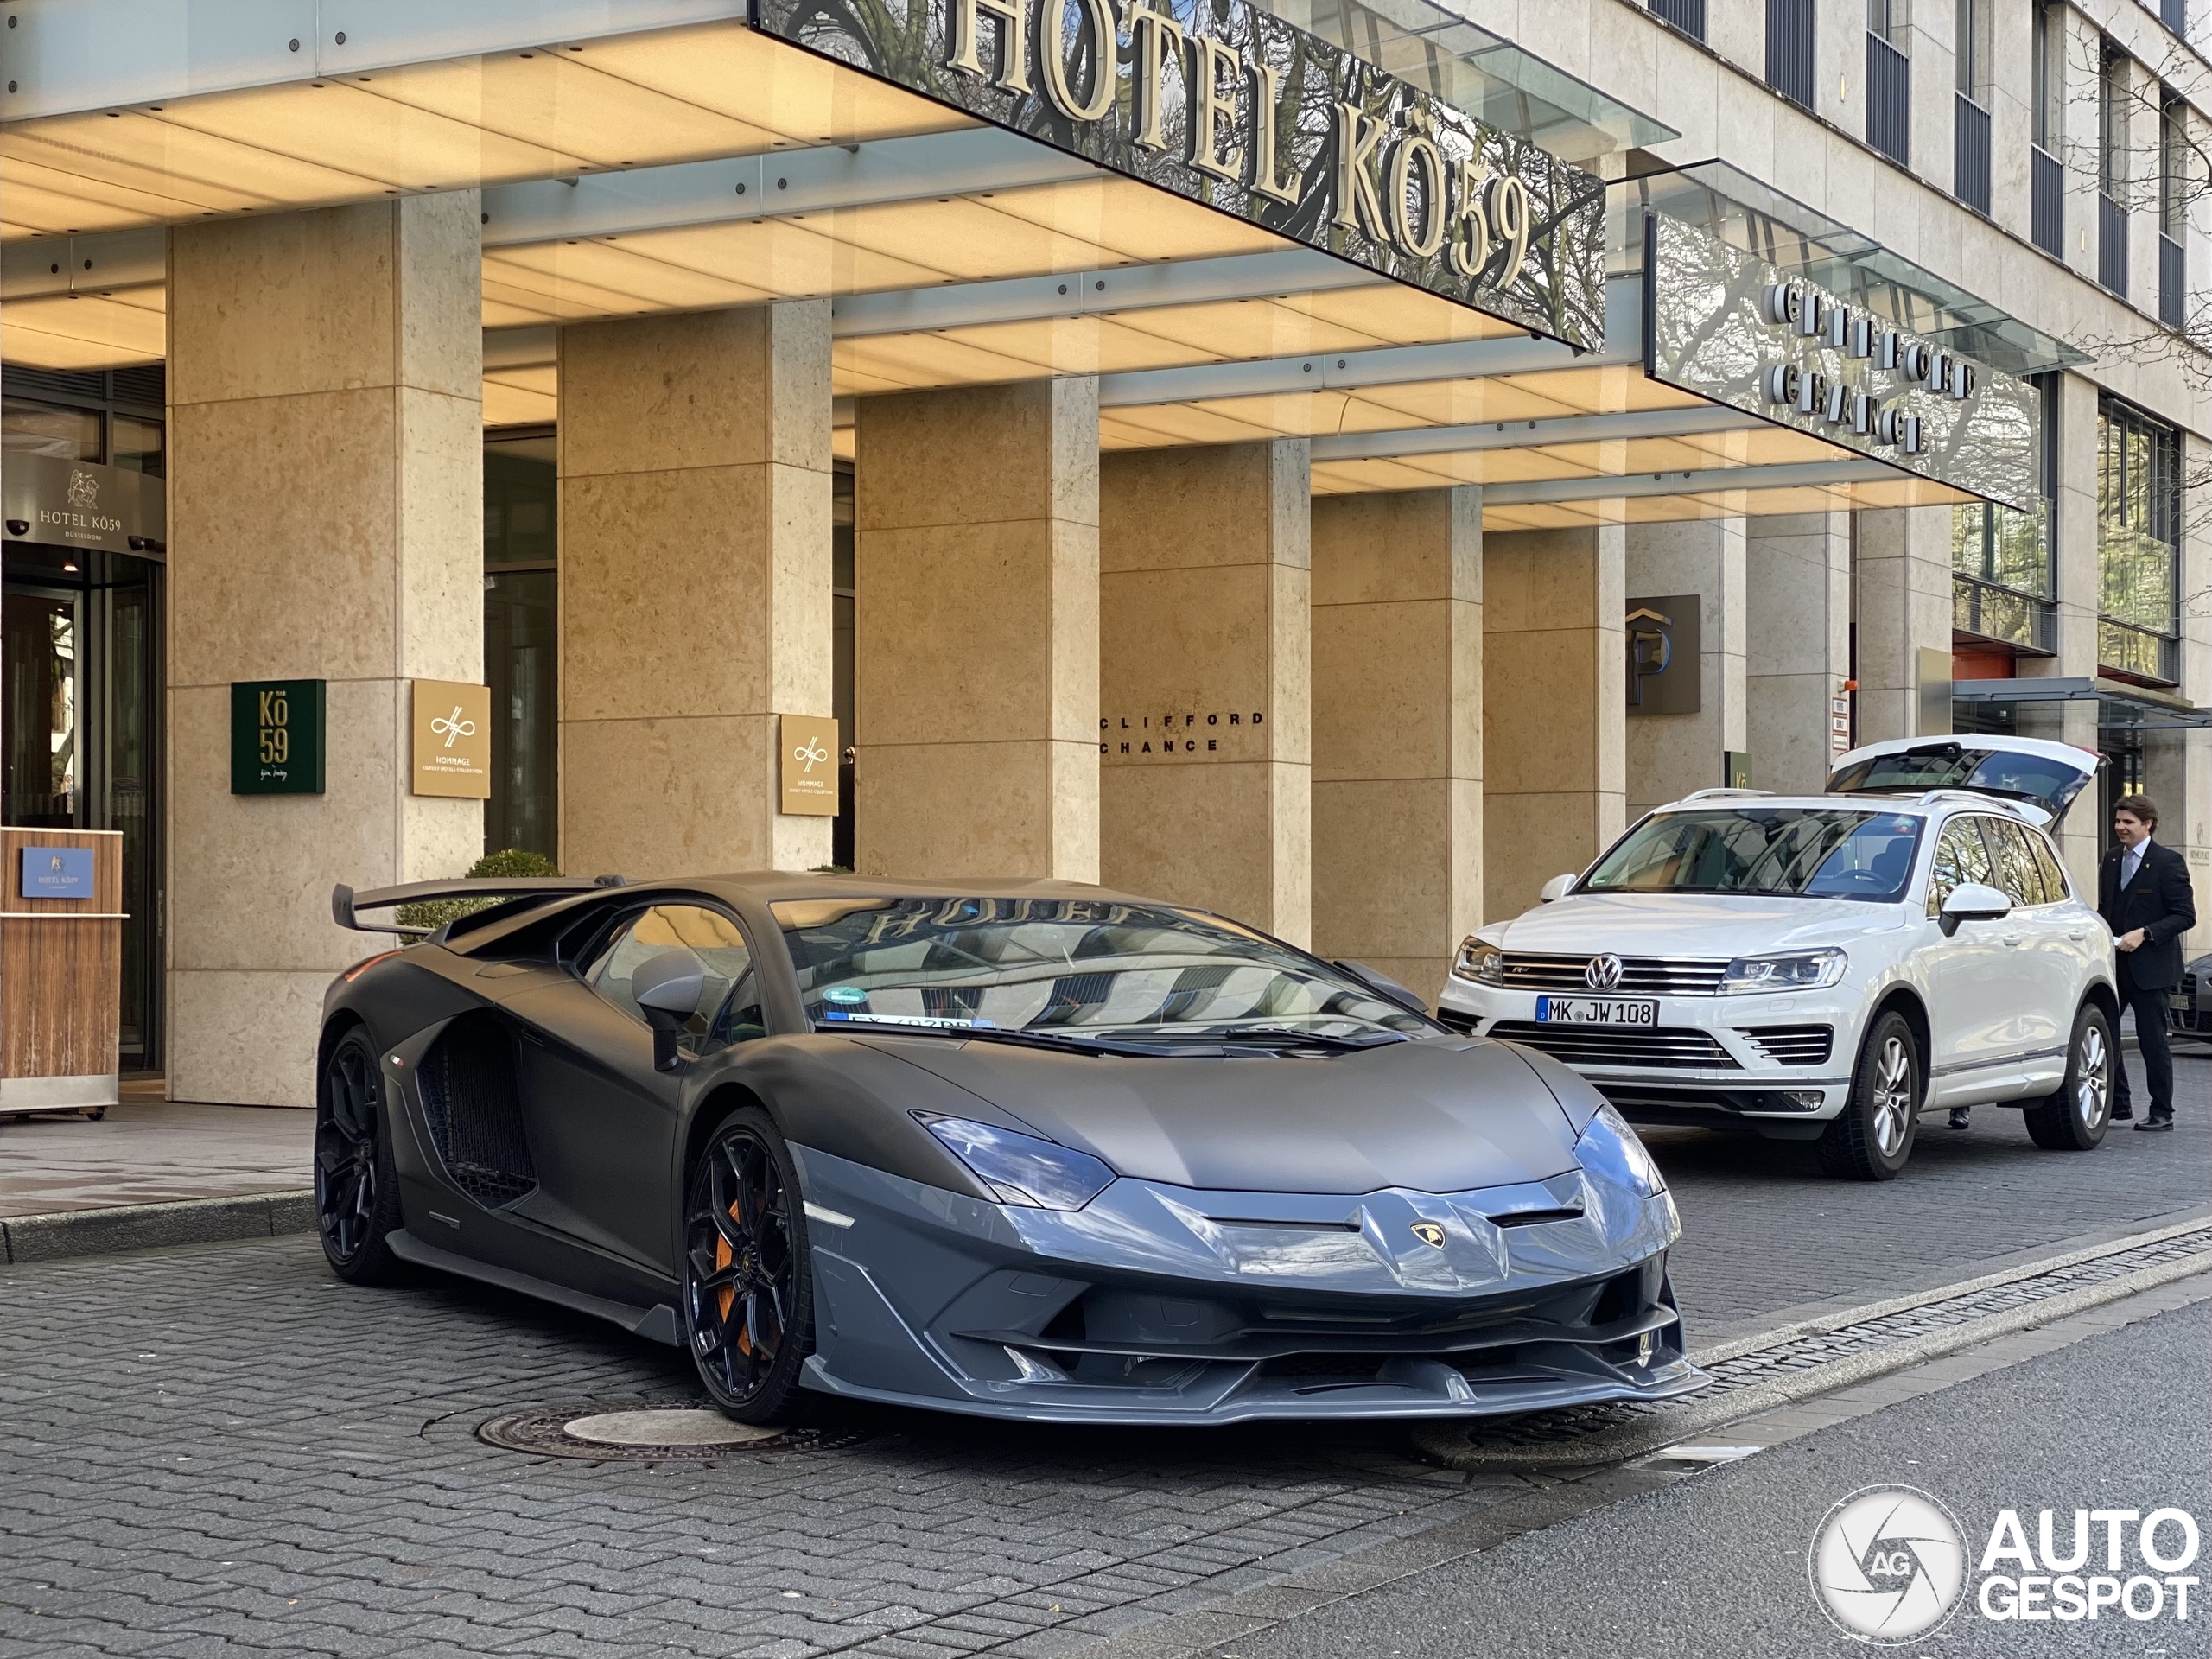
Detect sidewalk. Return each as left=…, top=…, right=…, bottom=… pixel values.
left=0, top=1081, right=315, bottom=1263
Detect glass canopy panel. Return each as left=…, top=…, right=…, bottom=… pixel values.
left=481, top=240, right=776, bottom=314
left=483, top=364, right=558, bottom=426
left=1102, top=404, right=1301, bottom=448
left=602, top=218, right=953, bottom=295
left=0, top=159, right=226, bottom=238
left=979, top=180, right=1292, bottom=265
left=3, top=115, right=395, bottom=216
left=0, top=290, right=166, bottom=368
left=1292, top=284, right=1519, bottom=343
left=806, top=198, right=1119, bottom=280
left=1108, top=302, right=1395, bottom=362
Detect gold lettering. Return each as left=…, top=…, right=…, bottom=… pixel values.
left=948, top=0, right=1032, bottom=94
left=1039, top=0, right=1116, bottom=121
left=1249, top=61, right=1297, bottom=204
left=1129, top=3, right=1185, bottom=153
left=1332, top=102, right=1389, bottom=237
left=1189, top=35, right=1243, bottom=182
left=1486, top=174, right=1530, bottom=287
left=1446, top=156, right=1491, bottom=278
left=1387, top=130, right=1446, bottom=258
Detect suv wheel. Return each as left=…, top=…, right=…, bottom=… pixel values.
left=2023, top=1002, right=2113, bottom=1151
left=1820, top=1010, right=1921, bottom=1180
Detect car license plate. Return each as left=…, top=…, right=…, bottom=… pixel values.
left=1535, top=996, right=1659, bottom=1027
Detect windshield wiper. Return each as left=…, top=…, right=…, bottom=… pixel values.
left=814, top=1016, right=1182, bottom=1057
left=1205, top=1025, right=1409, bottom=1050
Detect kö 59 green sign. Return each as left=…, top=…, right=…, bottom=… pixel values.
left=231, top=680, right=326, bottom=796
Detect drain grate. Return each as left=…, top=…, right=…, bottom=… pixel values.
left=478, top=1397, right=868, bottom=1462
left=1454, top=1222, right=2212, bottom=1451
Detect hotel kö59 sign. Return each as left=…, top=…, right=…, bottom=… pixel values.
left=755, top=0, right=1608, bottom=348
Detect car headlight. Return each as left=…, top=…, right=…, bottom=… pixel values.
left=1719, top=948, right=1846, bottom=995
left=1453, top=938, right=1505, bottom=986
left=916, top=1114, right=1116, bottom=1211
left=1575, top=1101, right=1666, bottom=1198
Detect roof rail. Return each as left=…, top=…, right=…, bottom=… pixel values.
left=333, top=874, right=625, bottom=936
left=1676, top=787, right=1773, bottom=803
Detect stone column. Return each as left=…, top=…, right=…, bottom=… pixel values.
left=1624, top=519, right=1746, bottom=817
left=1310, top=488, right=1480, bottom=1001
left=557, top=302, right=834, bottom=878
left=1853, top=506, right=1955, bottom=744
left=1483, top=526, right=1625, bottom=919
left=853, top=378, right=1099, bottom=880
left=2146, top=429, right=2210, bottom=953
left=167, top=196, right=483, bottom=1106
left=1098, top=441, right=1311, bottom=943
left=1747, top=512, right=1854, bottom=796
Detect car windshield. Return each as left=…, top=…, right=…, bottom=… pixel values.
left=1826, top=744, right=2089, bottom=813
left=772, top=896, right=1432, bottom=1041
left=1581, top=809, right=1924, bottom=901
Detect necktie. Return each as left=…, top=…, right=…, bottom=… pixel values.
left=2123, top=849, right=2142, bottom=889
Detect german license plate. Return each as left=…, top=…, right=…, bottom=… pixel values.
left=1535, top=996, right=1658, bottom=1027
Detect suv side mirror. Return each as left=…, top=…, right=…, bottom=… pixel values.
left=1538, top=874, right=1577, bottom=904
left=1939, top=882, right=2012, bottom=938
left=632, top=947, right=705, bottom=1071
left=1332, top=959, right=1427, bottom=1014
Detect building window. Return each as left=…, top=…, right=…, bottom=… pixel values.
left=2, top=397, right=104, bottom=463
left=2031, top=0, right=2064, bottom=256
left=1866, top=1, right=1911, bottom=164
left=1953, top=378, right=2056, bottom=654
left=1953, top=0, right=1991, bottom=213
left=2159, top=92, right=2188, bottom=328
left=2099, top=42, right=2130, bottom=295
left=484, top=429, right=558, bottom=861
left=1766, top=0, right=1815, bottom=109
left=2096, top=396, right=2181, bottom=685
left=1649, top=0, right=1707, bottom=39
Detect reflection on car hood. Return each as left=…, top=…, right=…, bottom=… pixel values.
left=1490, top=892, right=1908, bottom=957
left=859, top=1034, right=1580, bottom=1195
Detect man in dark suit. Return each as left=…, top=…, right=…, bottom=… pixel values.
left=2100, top=793, right=2198, bottom=1129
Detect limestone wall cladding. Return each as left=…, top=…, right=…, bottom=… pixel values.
left=1310, top=486, right=1482, bottom=1002
left=1098, top=440, right=1310, bottom=943
left=1624, top=519, right=1746, bottom=818
left=557, top=302, right=835, bottom=880
left=167, top=194, right=483, bottom=1107
left=1745, top=512, right=1853, bottom=799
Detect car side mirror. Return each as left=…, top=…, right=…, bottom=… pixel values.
left=1939, top=882, right=2012, bottom=938
left=1538, top=874, right=1577, bottom=905
left=1332, top=959, right=1427, bottom=1014
left=632, top=948, right=705, bottom=1071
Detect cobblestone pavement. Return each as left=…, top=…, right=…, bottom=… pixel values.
left=0, top=1050, right=2202, bottom=1659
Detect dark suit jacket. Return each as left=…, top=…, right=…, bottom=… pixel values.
left=2099, top=841, right=2198, bottom=991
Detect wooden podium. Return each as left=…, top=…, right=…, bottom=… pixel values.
left=0, top=828, right=124, bottom=1119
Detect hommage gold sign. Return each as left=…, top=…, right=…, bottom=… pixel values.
left=780, top=714, right=842, bottom=816
left=753, top=0, right=1608, bottom=348
left=411, top=680, right=493, bottom=800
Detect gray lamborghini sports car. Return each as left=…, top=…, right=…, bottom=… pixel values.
left=319, top=873, right=1705, bottom=1426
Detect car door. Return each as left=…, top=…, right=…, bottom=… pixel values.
left=1923, top=814, right=2017, bottom=1096
left=1980, top=815, right=2075, bottom=1088
left=502, top=900, right=763, bottom=1276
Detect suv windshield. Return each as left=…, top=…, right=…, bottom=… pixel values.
left=1826, top=743, right=2091, bottom=816
left=1581, top=809, right=1925, bottom=901
left=772, top=896, right=1432, bottom=1042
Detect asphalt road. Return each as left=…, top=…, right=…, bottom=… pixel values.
left=1237, top=1299, right=2212, bottom=1659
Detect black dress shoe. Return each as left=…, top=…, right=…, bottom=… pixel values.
left=2111, top=1103, right=2134, bottom=1121
left=2134, top=1116, right=2174, bottom=1132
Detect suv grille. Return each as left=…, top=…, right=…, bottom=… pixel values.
left=1736, top=1025, right=1834, bottom=1066
left=1487, top=1021, right=1740, bottom=1070
left=1498, top=954, right=1729, bottom=995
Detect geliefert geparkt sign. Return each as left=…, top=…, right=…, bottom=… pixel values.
left=753, top=0, right=1609, bottom=350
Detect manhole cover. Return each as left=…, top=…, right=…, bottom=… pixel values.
left=565, top=1409, right=781, bottom=1446
left=477, top=1400, right=868, bottom=1461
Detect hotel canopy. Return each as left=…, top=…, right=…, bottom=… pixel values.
left=0, top=0, right=2082, bottom=529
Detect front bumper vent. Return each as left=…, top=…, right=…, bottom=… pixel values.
left=1487, top=1020, right=1740, bottom=1070
left=1736, top=1024, right=1834, bottom=1065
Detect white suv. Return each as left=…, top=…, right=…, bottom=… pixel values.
left=1439, top=736, right=2119, bottom=1179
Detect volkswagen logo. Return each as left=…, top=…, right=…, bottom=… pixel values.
left=1585, top=953, right=1625, bottom=992
left=1408, top=1222, right=1447, bottom=1249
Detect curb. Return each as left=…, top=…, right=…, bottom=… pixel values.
left=0, top=1190, right=316, bottom=1266
left=1411, top=1239, right=2212, bottom=1471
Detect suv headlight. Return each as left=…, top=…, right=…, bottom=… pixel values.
left=1575, top=1101, right=1665, bottom=1198
left=916, top=1114, right=1116, bottom=1211
left=1454, top=938, right=1505, bottom=986
left=1719, top=948, right=1846, bottom=995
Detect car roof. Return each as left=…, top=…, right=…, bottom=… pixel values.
left=1643, top=791, right=2046, bottom=826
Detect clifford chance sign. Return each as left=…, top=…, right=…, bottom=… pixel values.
left=754, top=0, right=1609, bottom=349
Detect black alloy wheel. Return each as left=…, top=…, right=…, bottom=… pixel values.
left=684, top=1108, right=816, bottom=1424
left=315, top=1027, right=405, bottom=1283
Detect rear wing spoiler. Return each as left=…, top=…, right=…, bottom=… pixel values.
left=333, top=875, right=627, bottom=938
